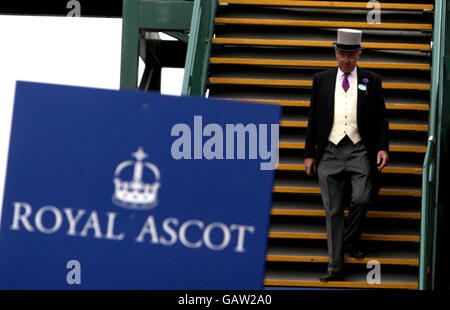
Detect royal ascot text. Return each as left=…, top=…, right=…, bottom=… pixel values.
left=10, top=202, right=255, bottom=253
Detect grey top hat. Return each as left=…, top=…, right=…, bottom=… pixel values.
left=333, top=28, right=364, bottom=51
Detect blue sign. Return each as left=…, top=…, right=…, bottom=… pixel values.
left=0, top=81, right=281, bottom=289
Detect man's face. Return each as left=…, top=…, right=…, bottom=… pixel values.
left=335, top=49, right=361, bottom=72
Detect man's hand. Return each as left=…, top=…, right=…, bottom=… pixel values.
left=376, top=150, right=389, bottom=171
left=304, top=158, right=317, bottom=176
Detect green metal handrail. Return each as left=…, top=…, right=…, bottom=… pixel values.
left=182, top=0, right=217, bottom=96
left=419, top=0, right=445, bottom=290
left=120, top=0, right=194, bottom=90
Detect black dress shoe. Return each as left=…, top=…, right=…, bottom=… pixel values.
left=349, top=249, right=365, bottom=259
left=344, top=245, right=365, bottom=259
left=319, top=271, right=345, bottom=282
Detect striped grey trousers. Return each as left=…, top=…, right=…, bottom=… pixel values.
left=317, top=135, right=372, bottom=273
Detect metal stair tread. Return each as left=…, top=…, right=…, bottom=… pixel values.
left=209, top=69, right=431, bottom=89
left=277, top=157, right=423, bottom=175
left=210, top=47, right=430, bottom=68
left=271, top=199, right=420, bottom=212
left=278, top=136, right=426, bottom=152
left=215, top=6, right=432, bottom=25
left=271, top=201, right=421, bottom=219
left=215, top=8, right=432, bottom=30
left=278, top=157, right=421, bottom=168
left=213, top=28, right=431, bottom=44
left=273, top=178, right=422, bottom=197
left=218, top=0, right=433, bottom=11
left=266, top=245, right=419, bottom=263
left=212, top=95, right=428, bottom=107
left=214, top=19, right=431, bottom=31
left=209, top=90, right=430, bottom=110
left=209, top=78, right=430, bottom=89
left=210, top=58, right=429, bottom=70
left=210, top=46, right=430, bottom=62
left=210, top=73, right=430, bottom=85
left=264, top=268, right=418, bottom=289
left=210, top=64, right=430, bottom=80
left=213, top=36, right=431, bottom=51
left=269, top=221, right=420, bottom=240
left=212, top=97, right=429, bottom=110
left=271, top=209, right=421, bottom=219
left=212, top=25, right=432, bottom=50
left=273, top=177, right=421, bottom=190
left=280, top=115, right=429, bottom=131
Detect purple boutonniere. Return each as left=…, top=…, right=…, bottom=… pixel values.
left=362, top=78, right=369, bottom=94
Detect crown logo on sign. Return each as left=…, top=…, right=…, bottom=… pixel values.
left=112, top=147, right=161, bottom=210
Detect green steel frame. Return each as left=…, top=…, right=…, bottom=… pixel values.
left=419, top=0, right=447, bottom=290
left=120, top=0, right=194, bottom=90
left=120, top=0, right=216, bottom=93
left=181, top=0, right=217, bottom=96
left=433, top=0, right=450, bottom=290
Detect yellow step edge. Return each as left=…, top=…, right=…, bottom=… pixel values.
left=235, top=98, right=311, bottom=107
left=219, top=98, right=429, bottom=111
left=269, top=232, right=326, bottom=239
left=275, top=164, right=303, bottom=171
left=271, top=208, right=421, bottom=219
left=219, top=0, right=433, bottom=11
left=209, top=77, right=431, bottom=90
left=364, top=211, right=421, bottom=219
left=274, top=186, right=322, bottom=194
left=271, top=209, right=324, bottom=216
left=210, top=57, right=430, bottom=70
left=269, top=232, right=420, bottom=242
left=279, top=121, right=429, bottom=131
left=263, top=279, right=418, bottom=289
left=362, top=234, right=420, bottom=242
left=212, top=38, right=431, bottom=51
left=214, top=18, right=433, bottom=30
left=280, top=121, right=308, bottom=127
left=276, top=164, right=423, bottom=175
left=390, top=124, right=429, bottom=131
left=210, top=77, right=312, bottom=87
left=387, top=103, right=429, bottom=111
left=266, top=255, right=419, bottom=265
left=372, top=167, right=422, bottom=174
left=273, top=186, right=422, bottom=197
left=277, top=142, right=427, bottom=153
left=279, top=142, right=306, bottom=149
left=389, top=145, right=427, bottom=153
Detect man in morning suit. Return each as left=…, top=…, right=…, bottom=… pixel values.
left=304, top=28, right=390, bottom=282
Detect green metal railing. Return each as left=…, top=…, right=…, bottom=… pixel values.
left=120, top=0, right=194, bottom=90
left=419, top=0, right=446, bottom=290
left=181, top=0, right=217, bottom=96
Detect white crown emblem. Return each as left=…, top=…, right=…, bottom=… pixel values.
left=112, top=147, right=161, bottom=210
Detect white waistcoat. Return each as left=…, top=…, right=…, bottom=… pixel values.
left=328, top=72, right=361, bottom=145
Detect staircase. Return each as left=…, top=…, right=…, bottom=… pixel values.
left=206, top=0, right=435, bottom=289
